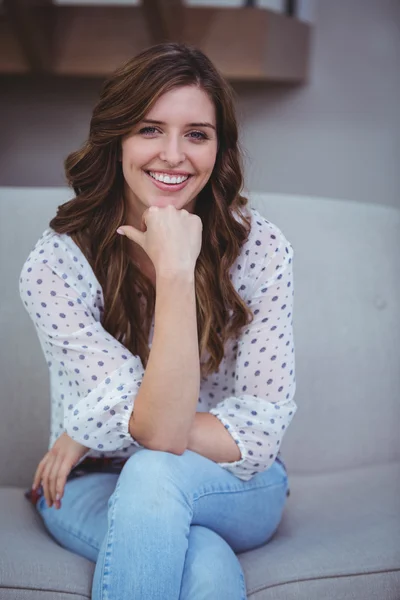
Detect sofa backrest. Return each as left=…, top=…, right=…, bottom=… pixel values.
left=1, top=187, right=399, bottom=487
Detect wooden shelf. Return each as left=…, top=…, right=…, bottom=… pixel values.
left=0, top=1, right=312, bottom=82
left=0, top=16, right=29, bottom=74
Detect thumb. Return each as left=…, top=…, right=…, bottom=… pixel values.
left=116, top=225, right=145, bottom=247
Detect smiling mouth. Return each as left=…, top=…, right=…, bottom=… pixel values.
left=143, top=170, right=193, bottom=191
left=145, top=171, right=192, bottom=185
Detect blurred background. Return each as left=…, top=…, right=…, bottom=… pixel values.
left=0, top=6, right=399, bottom=597
left=1, top=0, right=399, bottom=207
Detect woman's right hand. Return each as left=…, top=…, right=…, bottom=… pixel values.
left=116, top=205, right=203, bottom=276
left=32, top=432, right=89, bottom=509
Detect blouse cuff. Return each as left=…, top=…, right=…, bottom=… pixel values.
left=114, top=409, right=146, bottom=450
left=66, top=401, right=145, bottom=452
left=208, top=409, right=248, bottom=471
left=120, top=407, right=144, bottom=448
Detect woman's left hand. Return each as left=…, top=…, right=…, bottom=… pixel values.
left=32, top=432, right=89, bottom=510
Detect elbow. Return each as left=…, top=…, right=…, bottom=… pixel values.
left=165, top=446, right=187, bottom=456
left=129, top=412, right=187, bottom=455
left=147, top=436, right=187, bottom=456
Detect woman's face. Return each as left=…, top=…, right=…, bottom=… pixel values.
left=121, top=85, right=218, bottom=227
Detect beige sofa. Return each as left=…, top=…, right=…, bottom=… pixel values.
left=0, top=187, right=399, bottom=599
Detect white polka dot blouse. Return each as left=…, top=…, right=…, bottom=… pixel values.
left=19, top=206, right=297, bottom=482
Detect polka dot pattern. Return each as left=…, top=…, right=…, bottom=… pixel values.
left=19, top=206, right=297, bottom=481
left=208, top=208, right=297, bottom=480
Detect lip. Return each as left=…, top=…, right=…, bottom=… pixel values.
left=147, top=169, right=192, bottom=176
left=144, top=170, right=192, bottom=192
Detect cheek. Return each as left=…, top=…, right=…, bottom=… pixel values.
left=196, top=148, right=217, bottom=176
left=122, top=141, right=152, bottom=170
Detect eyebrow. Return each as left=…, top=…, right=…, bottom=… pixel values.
left=141, top=119, right=216, bottom=131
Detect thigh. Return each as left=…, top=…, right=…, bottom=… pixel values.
left=180, top=525, right=247, bottom=600
left=120, top=449, right=289, bottom=554
left=36, top=472, right=119, bottom=563
left=192, top=459, right=289, bottom=553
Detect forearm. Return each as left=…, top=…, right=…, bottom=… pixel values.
left=187, top=413, right=242, bottom=463
left=129, top=271, right=200, bottom=453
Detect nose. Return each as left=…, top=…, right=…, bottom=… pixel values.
left=159, top=134, right=185, bottom=167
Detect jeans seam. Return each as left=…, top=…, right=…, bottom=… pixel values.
left=100, top=478, right=121, bottom=600
left=239, top=571, right=248, bottom=600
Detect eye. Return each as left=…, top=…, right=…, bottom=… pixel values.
left=139, top=126, right=159, bottom=135
left=188, top=131, right=208, bottom=141
left=138, top=127, right=209, bottom=140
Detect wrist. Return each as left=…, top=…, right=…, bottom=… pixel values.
left=155, top=267, right=195, bottom=284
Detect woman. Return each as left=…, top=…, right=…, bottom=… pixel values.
left=19, top=42, right=297, bottom=600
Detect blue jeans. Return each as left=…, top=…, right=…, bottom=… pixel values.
left=36, top=448, right=289, bottom=600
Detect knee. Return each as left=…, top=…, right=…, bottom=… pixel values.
left=120, top=448, right=176, bottom=479
left=113, top=449, right=202, bottom=516
left=113, top=450, right=179, bottom=503
left=119, top=448, right=196, bottom=486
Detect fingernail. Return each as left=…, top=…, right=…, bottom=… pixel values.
left=56, top=493, right=61, bottom=501
left=116, top=228, right=125, bottom=235
left=32, top=485, right=36, bottom=491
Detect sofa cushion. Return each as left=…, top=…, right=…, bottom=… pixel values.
left=0, top=486, right=93, bottom=600
left=241, top=461, right=400, bottom=599
left=1, top=462, right=398, bottom=600
left=1, top=188, right=400, bottom=488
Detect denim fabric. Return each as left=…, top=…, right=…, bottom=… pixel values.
left=36, top=449, right=289, bottom=600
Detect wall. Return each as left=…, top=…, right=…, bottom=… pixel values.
left=238, top=0, right=400, bottom=208
left=1, top=0, right=399, bottom=207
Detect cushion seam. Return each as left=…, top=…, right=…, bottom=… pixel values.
left=248, top=567, right=400, bottom=595
left=0, top=584, right=89, bottom=598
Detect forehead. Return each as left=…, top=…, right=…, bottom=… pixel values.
left=145, top=86, right=216, bottom=124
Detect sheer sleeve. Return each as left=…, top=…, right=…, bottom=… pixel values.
left=209, top=232, right=297, bottom=480
left=19, top=257, right=146, bottom=452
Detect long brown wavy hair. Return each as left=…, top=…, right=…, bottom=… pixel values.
left=50, top=42, right=254, bottom=379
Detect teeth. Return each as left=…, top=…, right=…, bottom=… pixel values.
left=149, top=171, right=189, bottom=184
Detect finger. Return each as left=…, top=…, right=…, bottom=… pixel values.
left=141, top=205, right=160, bottom=228
left=116, top=225, right=145, bottom=246
left=41, top=453, right=56, bottom=508
left=141, top=206, right=153, bottom=231
left=49, top=452, right=65, bottom=507
left=54, top=461, right=73, bottom=509
left=139, top=214, right=147, bottom=232
left=32, top=456, right=48, bottom=491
